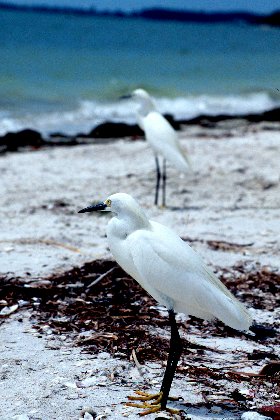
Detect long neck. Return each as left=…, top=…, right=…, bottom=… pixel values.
left=137, top=98, right=156, bottom=130
left=138, top=97, right=155, bottom=117
left=110, top=207, right=150, bottom=238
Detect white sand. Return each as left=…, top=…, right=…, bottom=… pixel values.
left=3, top=311, right=259, bottom=420
left=0, top=124, right=279, bottom=419
left=1, top=126, right=279, bottom=278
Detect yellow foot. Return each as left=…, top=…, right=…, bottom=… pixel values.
left=125, top=390, right=180, bottom=416
left=127, top=390, right=163, bottom=403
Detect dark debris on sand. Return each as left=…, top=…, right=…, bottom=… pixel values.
left=1, top=107, right=280, bottom=155
left=0, top=259, right=279, bottom=353
left=0, top=259, right=279, bottom=413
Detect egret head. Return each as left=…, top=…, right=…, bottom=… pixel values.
left=78, top=193, right=150, bottom=228
left=131, top=89, right=151, bottom=101
left=120, top=88, right=154, bottom=108
left=130, top=89, right=156, bottom=116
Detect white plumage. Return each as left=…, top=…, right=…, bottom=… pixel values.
left=79, top=192, right=252, bottom=415
left=105, top=193, right=251, bottom=331
left=127, top=89, right=191, bottom=206
left=142, top=111, right=190, bottom=173
left=133, top=89, right=190, bottom=169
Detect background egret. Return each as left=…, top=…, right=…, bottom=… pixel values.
left=79, top=193, right=252, bottom=415
left=121, top=89, right=191, bottom=207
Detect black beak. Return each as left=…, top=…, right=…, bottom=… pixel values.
left=78, top=202, right=107, bottom=213
left=119, top=94, right=132, bottom=100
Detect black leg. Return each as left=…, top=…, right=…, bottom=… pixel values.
left=162, top=158, right=167, bottom=207
left=160, top=310, right=182, bottom=409
left=154, top=155, right=161, bottom=206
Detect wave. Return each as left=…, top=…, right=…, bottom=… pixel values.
left=0, top=92, right=279, bottom=136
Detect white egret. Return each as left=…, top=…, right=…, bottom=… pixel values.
left=121, top=89, right=191, bottom=207
left=78, top=193, right=252, bottom=415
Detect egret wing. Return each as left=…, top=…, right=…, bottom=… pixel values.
left=143, top=112, right=191, bottom=172
left=127, top=222, right=251, bottom=331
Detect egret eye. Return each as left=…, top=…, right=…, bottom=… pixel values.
left=105, top=199, right=112, bottom=207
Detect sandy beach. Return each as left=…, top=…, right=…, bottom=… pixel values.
left=0, top=120, right=279, bottom=419
left=1, top=2, right=280, bottom=418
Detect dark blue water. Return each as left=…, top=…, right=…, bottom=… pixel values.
left=0, top=8, right=279, bottom=134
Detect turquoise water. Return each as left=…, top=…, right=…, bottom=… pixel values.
left=0, top=8, right=280, bottom=134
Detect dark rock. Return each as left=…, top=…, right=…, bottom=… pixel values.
left=0, top=129, right=44, bottom=153
left=163, top=113, right=181, bottom=130
left=0, top=129, right=85, bottom=155
left=247, top=107, right=280, bottom=123
left=87, top=122, right=144, bottom=138
left=180, top=107, right=280, bottom=127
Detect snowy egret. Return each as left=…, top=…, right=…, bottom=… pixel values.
left=121, top=89, right=191, bottom=207
left=78, top=193, right=252, bottom=415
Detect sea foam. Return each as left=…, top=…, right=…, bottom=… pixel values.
left=0, top=92, right=278, bottom=136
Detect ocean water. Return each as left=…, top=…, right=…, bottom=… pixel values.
left=0, top=8, right=280, bottom=135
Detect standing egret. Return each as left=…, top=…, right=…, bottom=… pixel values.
left=78, top=193, right=252, bottom=416
left=121, top=89, right=191, bottom=207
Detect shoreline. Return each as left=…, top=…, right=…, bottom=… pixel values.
left=1, top=106, right=280, bottom=155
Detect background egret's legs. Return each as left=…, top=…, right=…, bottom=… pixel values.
left=162, top=158, right=167, bottom=207
left=154, top=155, right=161, bottom=206
left=160, top=310, right=182, bottom=409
